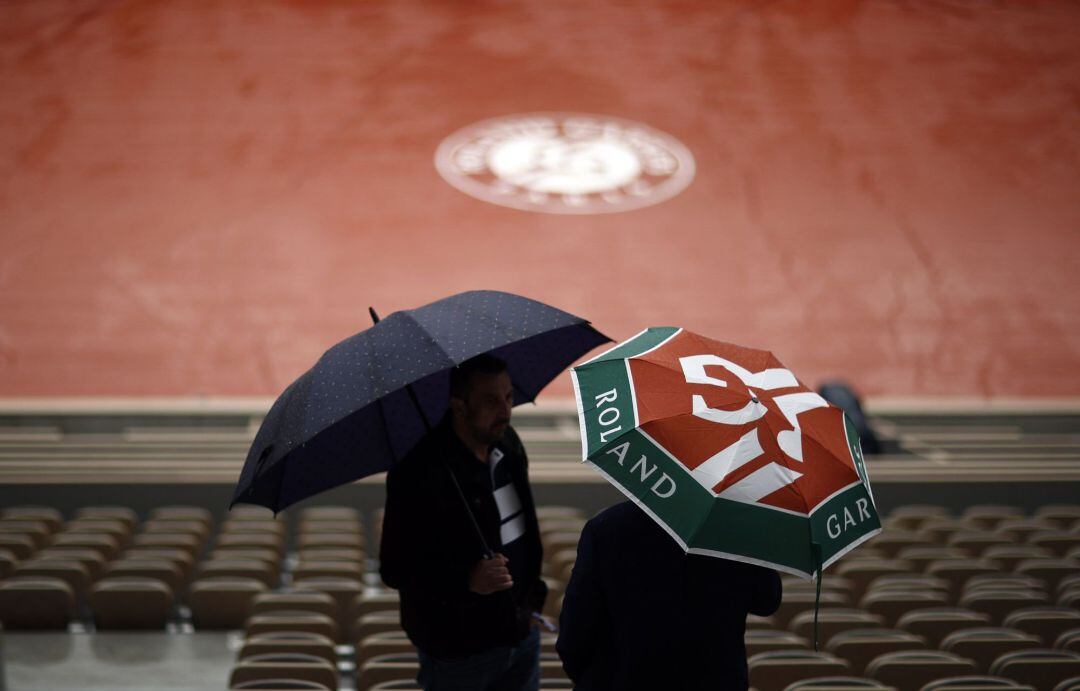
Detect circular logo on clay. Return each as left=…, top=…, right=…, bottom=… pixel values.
left=435, top=113, right=695, bottom=214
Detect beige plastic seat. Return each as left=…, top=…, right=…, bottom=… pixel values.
left=299, top=506, right=362, bottom=522
left=926, top=560, right=1001, bottom=593
left=252, top=591, right=338, bottom=621
left=228, top=656, right=338, bottom=691
left=535, top=506, right=587, bottom=521
left=89, top=577, right=174, bottom=629
left=231, top=679, right=330, bottom=689
left=246, top=612, right=339, bottom=641
left=217, top=533, right=285, bottom=555
left=896, top=547, right=972, bottom=575
left=783, top=678, right=893, bottom=690
left=1028, top=532, right=1080, bottom=558
left=66, top=518, right=132, bottom=547
left=37, top=547, right=108, bottom=581
left=825, top=628, right=927, bottom=675
left=773, top=591, right=851, bottom=627
left=2, top=506, right=64, bottom=533
left=0, top=577, right=75, bottom=629
left=105, top=557, right=185, bottom=594
left=125, top=547, right=197, bottom=581
left=542, top=531, right=582, bottom=556
left=988, top=649, right=1080, bottom=690
left=947, top=533, right=1009, bottom=557
left=355, top=653, right=420, bottom=691
left=960, top=507, right=1024, bottom=531
left=239, top=632, right=336, bottom=665
left=963, top=575, right=1047, bottom=595
left=538, top=519, right=586, bottom=539
left=993, top=518, right=1057, bottom=541
left=227, top=506, right=277, bottom=520
left=744, top=628, right=810, bottom=656
left=208, top=548, right=282, bottom=571
left=748, top=650, right=851, bottom=691
left=958, top=590, right=1050, bottom=625
left=73, top=506, right=137, bottom=530
left=1055, top=629, right=1080, bottom=653
left=885, top=506, right=950, bottom=530
left=298, top=519, right=364, bottom=535
left=357, top=631, right=417, bottom=658
left=149, top=506, right=213, bottom=528
left=0, top=519, right=53, bottom=550
left=1034, top=506, right=1080, bottom=529
left=869, top=530, right=935, bottom=558
left=789, top=609, right=886, bottom=645
left=141, top=518, right=210, bottom=544
left=294, top=577, right=363, bottom=640
left=865, top=650, right=977, bottom=690
left=222, top=519, right=287, bottom=536
left=131, top=532, right=200, bottom=558
left=14, top=558, right=91, bottom=600
left=920, top=676, right=1036, bottom=690
left=0, top=534, right=36, bottom=560
left=353, top=611, right=404, bottom=642
left=919, top=518, right=969, bottom=542
left=861, top=590, right=951, bottom=626
left=1003, top=607, right=1080, bottom=646
left=189, top=577, right=269, bottom=629
left=351, top=591, right=400, bottom=623
left=294, top=560, right=364, bottom=582
left=53, top=531, right=122, bottom=560
left=297, top=533, right=364, bottom=552
left=199, top=558, right=278, bottom=588
left=940, top=627, right=1043, bottom=673
left=298, top=548, right=364, bottom=565
left=896, top=608, right=992, bottom=647
left=1015, top=559, right=1079, bottom=593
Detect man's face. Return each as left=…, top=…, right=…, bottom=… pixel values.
left=458, top=370, right=514, bottom=446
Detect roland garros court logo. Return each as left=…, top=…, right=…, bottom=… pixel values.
left=434, top=113, right=696, bottom=214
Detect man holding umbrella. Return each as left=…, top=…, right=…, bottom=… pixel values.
left=380, top=354, right=548, bottom=691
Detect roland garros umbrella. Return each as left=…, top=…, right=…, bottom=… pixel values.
left=571, top=327, right=881, bottom=580
left=232, top=290, right=610, bottom=513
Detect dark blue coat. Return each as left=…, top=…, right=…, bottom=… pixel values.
left=556, top=501, right=783, bottom=691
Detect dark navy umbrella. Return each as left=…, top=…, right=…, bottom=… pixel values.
left=231, top=290, right=610, bottom=512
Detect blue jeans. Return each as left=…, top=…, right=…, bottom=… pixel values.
left=417, top=627, right=540, bottom=691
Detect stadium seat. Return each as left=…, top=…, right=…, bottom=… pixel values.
left=958, top=590, right=1050, bottom=625
left=772, top=591, right=851, bottom=628
left=298, top=533, right=364, bottom=552
left=789, top=609, right=886, bottom=644
left=963, top=575, right=1046, bottom=595
left=940, top=628, right=1043, bottom=673
left=355, top=653, right=420, bottom=690
left=861, top=590, right=951, bottom=626
left=149, top=506, right=213, bottom=529
left=189, top=577, right=268, bottom=629
left=947, top=533, right=1008, bottom=557
left=74, top=506, right=137, bottom=530
left=867, top=530, right=934, bottom=558
left=960, top=507, right=1023, bottom=531
left=0, top=576, right=76, bottom=629
left=36, top=547, right=108, bottom=581
left=252, top=591, right=339, bottom=621
left=748, top=650, right=851, bottom=691
left=884, top=505, right=949, bottom=531
left=246, top=612, right=339, bottom=641
left=534, top=506, right=587, bottom=521
left=1034, top=506, right=1080, bottom=529
left=927, top=560, right=1001, bottom=593
left=222, top=519, right=287, bottom=536
left=2, top=506, right=64, bottom=533
left=825, top=628, right=926, bottom=674
left=356, top=631, right=417, bottom=659
left=1051, top=676, right=1080, bottom=691
left=835, top=559, right=914, bottom=600
left=131, top=532, right=200, bottom=558
left=105, top=557, right=185, bottom=594
left=1003, top=608, right=1080, bottom=647
left=240, top=633, right=337, bottom=665
left=142, top=518, right=210, bottom=543
left=298, top=548, right=364, bottom=565
left=293, top=560, right=364, bottom=582
left=89, top=577, right=174, bottom=629
left=1028, top=532, right=1080, bottom=558
left=919, top=676, right=1036, bottom=690
left=351, top=591, right=400, bottom=623
left=988, top=649, right=1080, bottom=689
left=67, top=518, right=133, bottom=547
left=229, top=655, right=338, bottom=691
left=0, top=549, right=17, bottom=579
left=744, top=628, right=811, bottom=656
left=865, top=650, right=977, bottom=690
left=1056, top=629, right=1080, bottom=653
left=0, top=519, right=53, bottom=549
left=14, top=557, right=91, bottom=600
left=199, top=558, right=278, bottom=588
left=54, top=531, right=122, bottom=560
left=1016, top=559, right=1079, bottom=591
left=353, top=611, right=404, bottom=642
left=216, top=533, right=284, bottom=555
left=896, top=547, right=972, bottom=574
left=126, top=547, right=196, bottom=581
left=299, top=506, right=362, bottom=522
left=896, top=608, right=993, bottom=647
left=293, top=577, right=364, bottom=640
left=0, top=534, right=36, bottom=560
left=231, top=680, right=330, bottom=690
left=782, top=679, right=893, bottom=689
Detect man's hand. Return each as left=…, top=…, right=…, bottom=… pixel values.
left=468, top=553, right=513, bottom=594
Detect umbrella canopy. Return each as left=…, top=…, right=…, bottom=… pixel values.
left=233, top=290, right=610, bottom=512
left=571, top=326, right=881, bottom=578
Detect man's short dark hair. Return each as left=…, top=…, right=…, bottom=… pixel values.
left=449, top=354, right=508, bottom=400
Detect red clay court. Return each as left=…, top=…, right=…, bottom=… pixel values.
left=1, top=0, right=1079, bottom=400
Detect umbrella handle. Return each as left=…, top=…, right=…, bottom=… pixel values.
left=444, top=459, right=494, bottom=559
left=811, top=542, right=823, bottom=652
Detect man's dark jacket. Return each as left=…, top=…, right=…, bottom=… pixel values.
left=379, top=416, right=547, bottom=659
left=556, top=501, right=782, bottom=691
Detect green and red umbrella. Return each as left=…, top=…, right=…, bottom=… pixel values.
left=571, top=327, right=880, bottom=579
